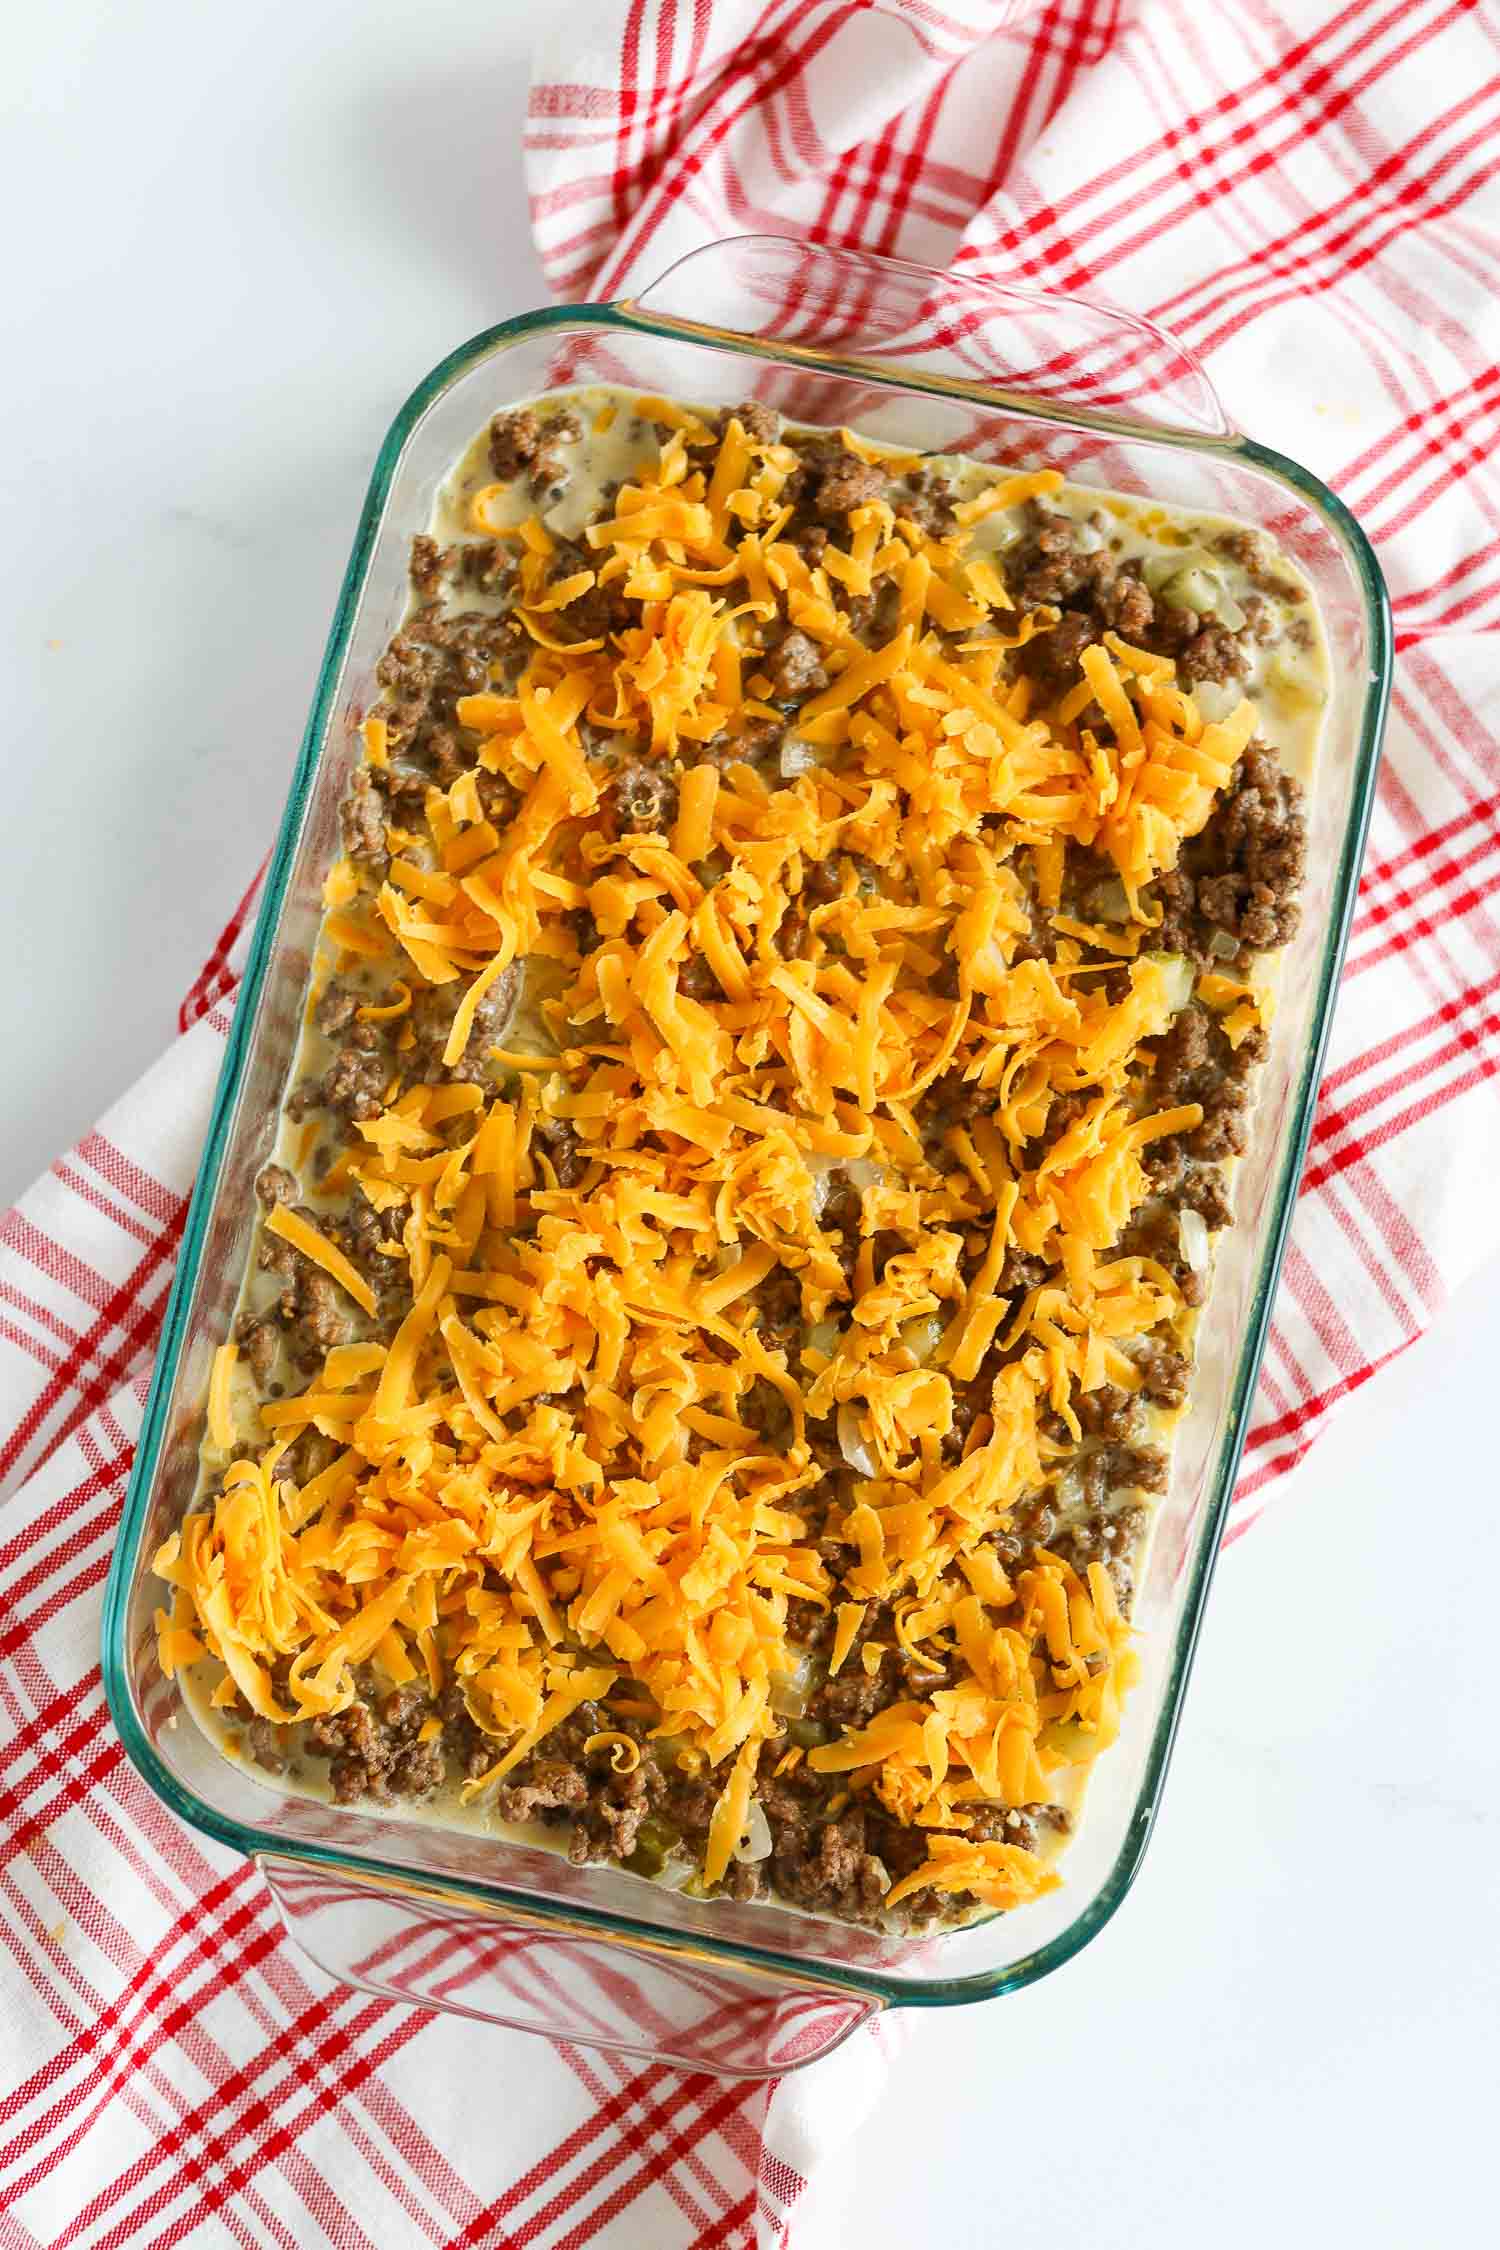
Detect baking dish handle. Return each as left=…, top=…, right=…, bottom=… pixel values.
left=620, top=234, right=1232, bottom=441
left=258, top=1854, right=879, bottom=2078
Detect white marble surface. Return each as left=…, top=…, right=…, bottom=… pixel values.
left=5, top=4, right=1496, bottom=2244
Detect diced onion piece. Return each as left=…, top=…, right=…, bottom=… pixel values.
left=780, top=737, right=821, bottom=778
left=769, top=1655, right=815, bottom=1719
left=1192, top=680, right=1239, bottom=724
left=1178, top=1207, right=1211, bottom=1274
left=838, top=1404, right=878, bottom=1477
left=900, top=1314, right=943, bottom=1364
left=1208, top=928, right=1241, bottom=960
left=1265, top=648, right=1327, bottom=713
left=1088, top=876, right=1131, bottom=924
left=1158, top=560, right=1220, bottom=614
left=733, top=1796, right=773, bottom=1864
left=1154, top=952, right=1196, bottom=1014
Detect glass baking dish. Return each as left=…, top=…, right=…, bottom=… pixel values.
left=101, top=238, right=1391, bottom=2079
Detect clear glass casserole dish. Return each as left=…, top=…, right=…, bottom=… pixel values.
left=101, top=238, right=1391, bottom=2079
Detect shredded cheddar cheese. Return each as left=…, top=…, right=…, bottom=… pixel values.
left=159, top=393, right=1282, bottom=1926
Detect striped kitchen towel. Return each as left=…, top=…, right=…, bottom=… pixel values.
left=1, top=4, right=1496, bottom=2246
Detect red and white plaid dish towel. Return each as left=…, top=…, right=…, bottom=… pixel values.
left=3, top=5, right=1498, bottom=2246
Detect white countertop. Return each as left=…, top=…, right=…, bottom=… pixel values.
left=5, top=5, right=1496, bottom=2244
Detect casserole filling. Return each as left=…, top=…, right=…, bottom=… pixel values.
left=155, top=389, right=1321, bottom=1928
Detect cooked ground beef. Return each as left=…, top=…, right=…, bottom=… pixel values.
left=409, top=534, right=451, bottom=597
left=899, top=466, right=959, bottom=537
left=1076, top=1384, right=1135, bottom=1441
left=751, top=1267, right=804, bottom=1354
left=678, top=950, right=724, bottom=1001
left=233, top=1311, right=279, bottom=1384
left=611, top=761, right=677, bottom=833
left=270, top=1241, right=340, bottom=1343
left=488, top=408, right=542, bottom=481
left=1006, top=502, right=1289, bottom=703
left=1149, top=743, right=1307, bottom=963
left=567, top=1761, right=657, bottom=1865
left=790, top=521, right=829, bottom=565
left=1008, top=506, right=1120, bottom=611
left=734, top=714, right=788, bottom=769
left=1110, top=569, right=1155, bottom=640
left=1135, top=1338, right=1190, bottom=1407
left=1179, top=1167, right=1235, bottom=1231
left=571, top=907, right=601, bottom=956
left=259, top=1218, right=352, bottom=1368
left=529, top=407, right=582, bottom=499
left=460, top=538, right=517, bottom=596
left=324, top=1187, right=406, bottom=1318
left=305, top=1683, right=447, bottom=1805
left=476, top=769, right=521, bottom=830
left=405, top=967, right=520, bottom=1084
left=766, top=628, right=827, bottom=702
left=241, top=1716, right=286, bottom=1773
left=339, top=765, right=388, bottom=868
left=1149, top=1001, right=1214, bottom=1097
left=1053, top=1498, right=1150, bottom=1607
left=839, top=576, right=903, bottom=646
left=735, top=399, right=781, bottom=445
left=814, top=453, right=888, bottom=520
left=302, top=1023, right=388, bottom=1125
left=775, top=902, right=812, bottom=959
left=965, top=1802, right=1067, bottom=1852
left=421, top=725, right=469, bottom=783
left=313, top=979, right=359, bottom=1037
left=536, top=538, right=635, bottom=645
left=1212, top=526, right=1307, bottom=603
left=771, top=1803, right=891, bottom=1917
left=1175, top=619, right=1251, bottom=686
left=1120, top=1199, right=1209, bottom=1308
left=1021, top=608, right=1095, bottom=696
left=493, top=1761, right=588, bottom=1824
left=1136, top=998, right=1269, bottom=1172
left=533, top=1115, right=587, bottom=1187
left=987, top=1490, right=1060, bottom=1573
left=407, top=608, right=509, bottom=693
left=821, top=1172, right=865, bottom=1282
left=373, top=606, right=523, bottom=760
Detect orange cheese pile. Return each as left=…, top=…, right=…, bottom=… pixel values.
left=156, top=399, right=1260, bottom=1917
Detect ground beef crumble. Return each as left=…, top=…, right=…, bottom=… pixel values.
left=307, top=1681, right=447, bottom=1805
left=488, top=408, right=541, bottom=481
left=611, top=761, right=677, bottom=834
left=814, top=453, right=888, bottom=521
left=766, top=627, right=828, bottom=703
